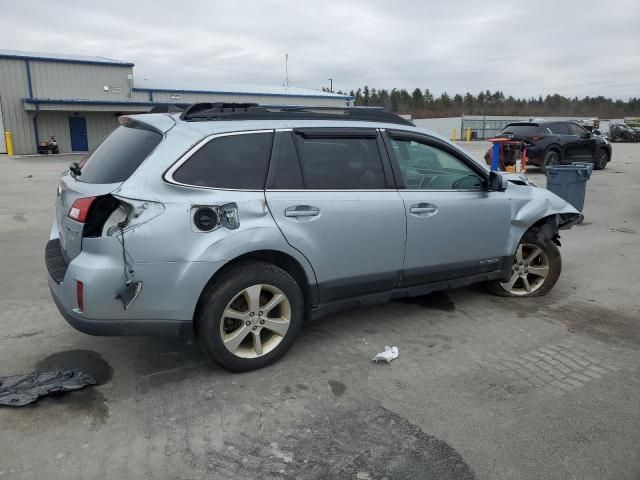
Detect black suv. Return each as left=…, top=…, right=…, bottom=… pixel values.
left=495, top=121, right=612, bottom=171
left=609, top=123, right=640, bottom=143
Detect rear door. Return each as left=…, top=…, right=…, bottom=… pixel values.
left=545, top=122, right=573, bottom=160
left=265, top=129, right=406, bottom=304
left=384, top=131, right=512, bottom=286
left=57, top=125, right=162, bottom=262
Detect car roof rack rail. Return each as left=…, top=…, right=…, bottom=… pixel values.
left=179, top=102, right=415, bottom=126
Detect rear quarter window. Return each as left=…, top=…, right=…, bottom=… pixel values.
left=79, top=126, right=162, bottom=184
left=171, top=132, right=273, bottom=189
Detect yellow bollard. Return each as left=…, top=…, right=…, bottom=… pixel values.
left=4, top=131, right=14, bottom=156
left=452, top=128, right=457, bottom=142
left=466, top=127, right=472, bottom=142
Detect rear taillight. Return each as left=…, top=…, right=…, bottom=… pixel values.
left=530, top=135, right=545, bottom=141
left=68, top=197, right=97, bottom=223
left=76, top=280, right=84, bottom=312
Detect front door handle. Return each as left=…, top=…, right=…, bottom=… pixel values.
left=410, top=203, right=438, bottom=216
left=285, top=205, right=320, bottom=218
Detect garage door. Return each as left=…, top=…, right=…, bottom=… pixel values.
left=0, top=98, right=6, bottom=154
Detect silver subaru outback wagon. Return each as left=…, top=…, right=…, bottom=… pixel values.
left=46, top=104, right=581, bottom=371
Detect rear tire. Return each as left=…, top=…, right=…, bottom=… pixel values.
left=594, top=149, right=609, bottom=170
left=486, top=229, right=561, bottom=297
left=542, top=150, right=560, bottom=173
left=196, top=261, right=304, bottom=372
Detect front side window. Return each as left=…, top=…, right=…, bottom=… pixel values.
left=390, top=138, right=484, bottom=190
left=172, top=132, right=273, bottom=189
left=294, top=136, right=385, bottom=189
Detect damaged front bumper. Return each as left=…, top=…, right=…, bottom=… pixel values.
left=558, top=212, right=583, bottom=230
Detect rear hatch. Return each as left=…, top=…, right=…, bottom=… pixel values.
left=56, top=120, right=165, bottom=262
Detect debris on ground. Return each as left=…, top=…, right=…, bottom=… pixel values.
left=0, top=370, right=96, bottom=406
left=372, top=346, right=399, bottom=364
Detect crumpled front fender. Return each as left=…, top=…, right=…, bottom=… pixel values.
left=510, top=185, right=579, bottom=226
left=505, top=180, right=581, bottom=251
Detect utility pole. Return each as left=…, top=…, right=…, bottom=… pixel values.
left=327, top=78, right=333, bottom=93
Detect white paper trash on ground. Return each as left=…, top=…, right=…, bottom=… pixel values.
left=372, top=346, right=399, bottom=363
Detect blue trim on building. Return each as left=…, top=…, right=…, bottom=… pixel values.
left=24, top=98, right=172, bottom=107
left=133, top=87, right=353, bottom=101
left=0, top=53, right=133, bottom=67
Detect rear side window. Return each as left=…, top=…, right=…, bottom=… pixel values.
left=269, top=132, right=304, bottom=189
left=79, top=126, right=162, bottom=184
left=568, top=123, right=586, bottom=136
left=294, top=135, right=385, bottom=189
left=500, top=124, right=540, bottom=135
left=547, top=123, right=570, bottom=135
left=172, top=132, right=273, bottom=189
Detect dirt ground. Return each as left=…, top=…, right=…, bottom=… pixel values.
left=1, top=142, right=639, bottom=480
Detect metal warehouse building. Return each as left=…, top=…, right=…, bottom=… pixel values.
left=0, top=49, right=351, bottom=155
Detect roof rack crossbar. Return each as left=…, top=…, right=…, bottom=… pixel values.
left=179, top=102, right=414, bottom=126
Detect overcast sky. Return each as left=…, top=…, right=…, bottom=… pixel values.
left=1, top=0, right=638, bottom=99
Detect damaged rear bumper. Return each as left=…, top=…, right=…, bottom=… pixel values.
left=48, top=284, right=191, bottom=337
left=46, top=232, right=199, bottom=338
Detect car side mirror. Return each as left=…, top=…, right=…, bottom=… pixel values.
left=488, top=171, right=507, bottom=191
left=582, top=131, right=592, bottom=139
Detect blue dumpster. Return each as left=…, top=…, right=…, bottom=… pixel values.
left=546, top=164, right=591, bottom=212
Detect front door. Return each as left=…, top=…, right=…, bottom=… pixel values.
left=265, top=130, right=406, bottom=304
left=69, top=116, right=88, bottom=152
left=566, top=123, right=597, bottom=160
left=384, top=132, right=512, bottom=286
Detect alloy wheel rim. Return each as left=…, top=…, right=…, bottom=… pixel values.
left=545, top=153, right=558, bottom=169
left=219, top=284, right=291, bottom=358
left=500, top=243, right=550, bottom=295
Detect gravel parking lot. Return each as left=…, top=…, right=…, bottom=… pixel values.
left=1, top=143, right=639, bottom=480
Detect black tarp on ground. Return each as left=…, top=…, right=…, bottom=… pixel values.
left=0, top=370, right=96, bottom=406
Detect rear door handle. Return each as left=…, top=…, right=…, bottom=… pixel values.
left=410, top=203, right=438, bottom=216
left=285, top=205, right=320, bottom=218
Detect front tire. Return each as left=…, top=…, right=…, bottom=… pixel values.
left=196, top=261, right=304, bottom=372
left=486, top=230, right=562, bottom=297
left=594, top=148, right=609, bottom=170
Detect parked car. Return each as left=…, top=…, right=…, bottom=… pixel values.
left=46, top=104, right=581, bottom=371
left=489, top=121, right=611, bottom=171
left=609, top=123, right=640, bottom=142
